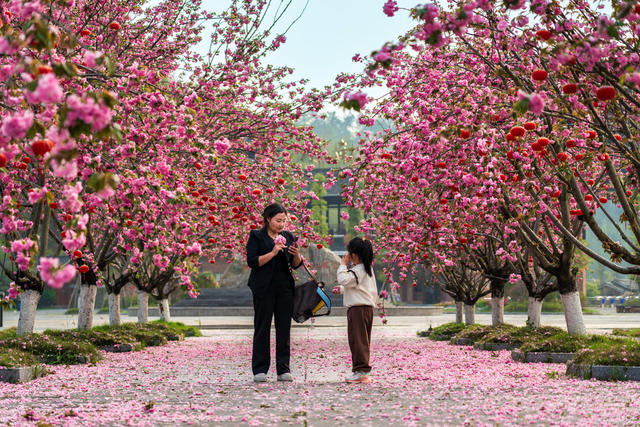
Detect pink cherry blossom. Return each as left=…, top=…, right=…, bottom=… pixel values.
left=25, top=73, right=63, bottom=104
left=37, top=257, right=76, bottom=289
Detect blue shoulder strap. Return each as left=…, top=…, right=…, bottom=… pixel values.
left=316, top=286, right=331, bottom=309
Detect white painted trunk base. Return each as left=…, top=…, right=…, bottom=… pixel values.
left=527, top=297, right=543, bottom=329
left=108, top=293, right=121, bottom=326
left=159, top=299, right=171, bottom=322
left=137, top=291, right=149, bottom=324
left=455, top=301, right=463, bottom=323
left=17, top=289, right=41, bottom=336
left=561, top=291, right=586, bottom=335
left=464, top=304, right=475, bottom=325
left=77, top=285, right=97, bottom=330
left=491, top=297, right=504, bottom=326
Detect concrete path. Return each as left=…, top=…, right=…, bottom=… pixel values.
left=1, top=326, right=639, bottom=426
left=1, top=308, right=639, bottom=334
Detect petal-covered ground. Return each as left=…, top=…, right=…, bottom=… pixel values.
left=1, top=327, right=639, bottom=426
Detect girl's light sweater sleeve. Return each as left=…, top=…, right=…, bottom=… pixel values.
left=337, top=264, right=359, bottom=290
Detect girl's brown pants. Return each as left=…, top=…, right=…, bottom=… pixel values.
left=347, top=305, right=373, bottom=373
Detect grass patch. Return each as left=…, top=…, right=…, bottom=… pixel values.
left=92, top=323, right=167, bottom=347
left=424, top=322, right=469, bottom=341
left=573, top=338, right=640, bottom=367
left=519, top=331, right=590, bottom=353
left=0, top=321, right=201, bottom=368
left=612, top=328, right=640, bottom=338
left=451, top=324, right=507, bottom=343
left=0, top=333, right=102, bottom=365
left=64, top=308, right=79, bottom=315
left=519, top=331, right=629, bottom=354
left=0, top=327, right=18, bottom=340
left=43, top=329, right=142, bottom=350
left=150, top=320, right=202, bottom=337
left=475, top=325, right=566, bottom=347
left=0, top=347, right=39, bottom=368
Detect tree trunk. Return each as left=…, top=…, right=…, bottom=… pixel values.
left=561, top=291, right=586, bottom=335
left=108, top=293, right=121, bottom=326
left=158, top=298, right=171, bottom=322
left=17, top=289, right=41, bottom=336
left=137, top=291, right=149, bottom=324
left=464, top=304, right=475, bottom=325
left=491, top=297, right=504, bottom=326
left=77, top=285, right=97, bottom=330
left=490, top=278, right=505, bottom=326
left=527, top=297, right=543, bottom=329
left=455, top=301, right=463, bottom=323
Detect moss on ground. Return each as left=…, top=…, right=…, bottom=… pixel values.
left=0, top=321, right=201, bottom=368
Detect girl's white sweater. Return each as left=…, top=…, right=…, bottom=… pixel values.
left=336, top=263, right=378, bottom=307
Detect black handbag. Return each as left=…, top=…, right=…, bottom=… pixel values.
left=292, top=261, right=332, bottom=323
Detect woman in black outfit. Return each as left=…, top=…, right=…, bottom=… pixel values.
left=246, top=203, right=302, bottom=382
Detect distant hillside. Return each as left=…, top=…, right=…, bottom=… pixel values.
left=297, top=110, right=392, bottom=167
left=584, top=204, right=637, bottom=284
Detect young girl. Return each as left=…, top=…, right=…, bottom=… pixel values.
left=332, top=237, right=378, bottom=383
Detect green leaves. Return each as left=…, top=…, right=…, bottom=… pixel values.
left=86, top=173, right=119, bottom=193
left=513, top=97, right=530, bottom=115
left=53, top=61, right=78, bottom=78
left=339, top=99, right=362, bottom=112
left=25, top=120, right=46, bottom=139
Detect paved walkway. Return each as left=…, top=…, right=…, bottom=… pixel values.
left=2, top=308, right=639, bottom=334
left=1, top=326, right=639, bottom=426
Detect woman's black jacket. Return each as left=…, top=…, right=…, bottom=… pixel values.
left=246, top=228, right=301, bottom=298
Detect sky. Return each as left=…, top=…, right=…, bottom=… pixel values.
left=201, top=0, right=417, bottom=90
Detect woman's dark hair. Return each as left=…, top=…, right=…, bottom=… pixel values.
left=262, top=203, right=287, bottom=229
left=347, top=237, right=374, bottom=277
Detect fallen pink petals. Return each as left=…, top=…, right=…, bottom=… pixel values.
left=0, top=329, right=638, bottom=425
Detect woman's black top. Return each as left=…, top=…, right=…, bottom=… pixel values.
left=246, top=229, right=301, bottom=298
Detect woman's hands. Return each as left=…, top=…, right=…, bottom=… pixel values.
left=287, top=243, right=300, bottom=258
left=271, top=242, right=286, bottom=255
left=332, top=286, right=341, bottom=294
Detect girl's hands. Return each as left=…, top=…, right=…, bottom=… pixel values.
left=341, top=253, right=349, bottom=266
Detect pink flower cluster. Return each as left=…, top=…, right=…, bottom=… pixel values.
left=1, top=109, right=33, bottom=139
left=64, top=95, right=114, bottom=132
left=344, top=92, right=368, bottom=110
left=37, top=257, right=76, bottom=289
left=10, top=238, right=35, bottom=271
left=7, top=282, right=19, bottom=299
left=153, top=254, right=170, bottom=271
left=383, top=0, right=399, bottom=17
left=214, top=137, right=231, bottom=154
left=25, top=73, right=63, bottom=104
left=274, top=234, right=287, bottom=246
left=518, top=90, right=545, bottom=115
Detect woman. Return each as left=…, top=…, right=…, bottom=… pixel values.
left=246, top=203, right=302, bottom=383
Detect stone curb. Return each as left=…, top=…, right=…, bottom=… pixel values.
left=0, top=366, right=37, bottom=383
left=511, top=350, right=574, bottom=364
left=566, top=363, right=640, bottom=381
left=450, top=338, right=474, bottom=346
left=473, top=342, right=519, bottom=351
